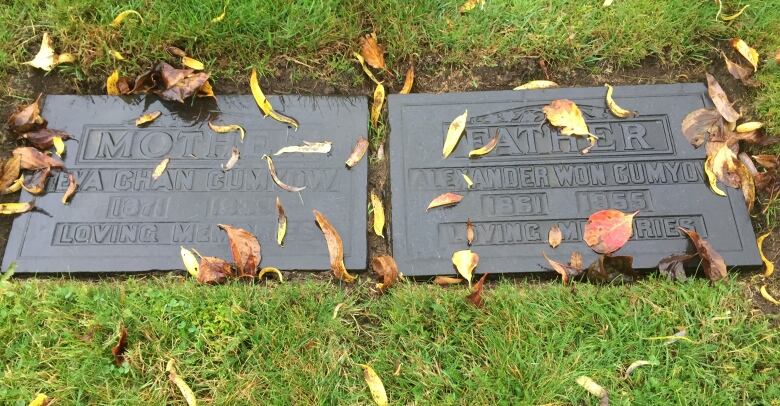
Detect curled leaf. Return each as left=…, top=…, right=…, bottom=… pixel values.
left=753, top=154, right=779, bottom=170
left=166, top=359, right=197, bottom=406
left=222, top=146, right=239, bottom=171
left=360, top=364, right=388, bottom=406
left=22, top=167, right=51, bottom=195
left=354, top=52, right=381, bottom=85
left=8, top=94, right=46, bottom=134
left=400, top=64, right=414, bottom=94
left=152, top=158, right=169, bottom=180
left=262, top=155, right=306, bottom=192
left=110, top=49, right=125, bottom=60
left=182, top=56, right=204, bottom=71
left=0, top=202, right=35, bottom=215
left=52, top=136, right=65, bottom=157
left=466, top=273, right=488, bottom=308
left=575, top=376, right=608, bottom=406
left=434, top=276, right=463, bottom=286
left=548, top=224, right=563, bottom=248
left=314, top=210, right=356, bottom=283
left=371, top=83, right=385, bottom=127
left=468, top=130, right=499, bottom=158
left=61, top=173, right=77, bottom=204
left=24, top=32, right=75, bottom=71
left=738, top=162, right=755, bottom=211
left=760, top=285, right=780, bottom=305
left=466, top=218, right=474, bottom=245
left=180, top=246, right=199, bottom=277
left=346, top=137, right=369, bottom=168
left=452, top=249, right=479, bottom=287
left=197, top=81, right=215, bottom=98
left=624, top=360, right=657, bottom=378
left=218, top=224, right=261, bottom=278
left=679, top=227, right=727, bottom=281
left=461, top=173, right=474, bottom=189
left=370, top=192, right=385, bottom=237
left=258, top=267, right=284, bottom=282
left=13, top=147, right=64, bottom=170
left=28, top=394, right=50, bottom=406
left=372, top=255, right=399, bottom=292
left=111, top=323, right=128, bottom=366
left=111, top=10, right=143, bottom=27
left=136, top=111, right=161, bottom=126
left=513, top=80, right=558, bottom=90
left=0, top=156, right=21, bottom=193
left=721, top=4, right=748, bottom=21
left=208, top=121, right=245, bottom=141
left=359, top=33, right=386, bottom=70
left=704, top=156, right=727, bottom=196
left=107, top=69, right=121, bottom=95
left=706, top=73, right=741, bottom=123
left=274, top=141, right=332, bottom=155
left=197, top=256, right=231, bottom=284
left=605, top=84, right=636, bottom=118
left=543, top=251, right=584, bottom=285
left=443, top=110, right=468, bottom=158
left=757, top=232, right=774, bottom=277
left=427, top=192, right=463, bottom=210
left=276, top=197, right=287, bottom=246
left=22, top=128, right=69, bottom=150
left=658, top=253, right=695, bottom=281
left=543, top=99, right=593, bottom=137
left=249, top=68, right=299, bottom=129
left=730, top=38, right=759, bottom=71
left=583, top=209, right=638, bottom=254
left=723, top=53, right=754, bottom=82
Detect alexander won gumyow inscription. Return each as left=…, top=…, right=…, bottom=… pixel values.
left=2, top=95, right=368, bottom=273
left=388, top=84, right=761, bottom=276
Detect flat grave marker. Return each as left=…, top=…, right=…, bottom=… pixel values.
left=388, top=84, right=761, bottom=277
left=3, top=95, right=368, bottom=273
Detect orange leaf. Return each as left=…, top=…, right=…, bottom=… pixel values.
left=372, top=255, right=399, bottom=292
left=465, top=273, right=488, bottom=307
left=678, top=227, right=728, bottom=281
left=359, top=32, right=386, bottom=70
left=218, top=224, right=260, bottom=278
left=583, top=209, right=638, bottom=254
left=400, top=64, right=414, bottom=94
left=466, top=218, right=475, bottom=246
left=314, top=210, right=356, bottom=282
left=548, top=224, right=562, bottom=248
left=427, top=192, right=463, bottom=210
left=433, top=276, right=463, bottom=286
left=111, top=323, right=128, bottom=366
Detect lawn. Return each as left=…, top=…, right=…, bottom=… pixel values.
left=1, top=0, right=779, bottom=404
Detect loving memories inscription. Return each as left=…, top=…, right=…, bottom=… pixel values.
left=3, top=95, right=367, bottom=273
left=388, top=84, right=761, bottom=276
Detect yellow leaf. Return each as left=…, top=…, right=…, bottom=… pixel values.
left=182, top=56, right=205, bottom=71
left=543, top=99, right=593, bottom=137
left=208, top=121, right=245, bottom=141
left=736, top=122, right=763, bottom=133
left=152, top=157, right=170, bottom=180
left=28, top=394, right=49, bottom=406
left=106, top=69, right=120, bottom=95
left=166, top=359, right=197, bottom=406
left=0, top=202, right=35, bottom=215
left=24, top=32, right=75, bottom=71
left=757, top=232, right=774, bottom=277
left=197, top=81, right=215, bottom=98
left=353, top=52, right=381, bottom=85
left=360, top=364, right=388, bottom=406
left=249, top=68, right=299, bottom=129
left=52, top=136, right=65, bottom=157
left=180, top=246, right=199, bottom=277
left=276, top=197, right=287, bottom=246
left=605, top=84, right=636, bottom=118
left=211, top=1, right=229, bottom=23
left=704, top=157, right=727, bottom=197
left=452, top=249, right=479, bottom=287
left=443, top=110, right=468, bottom=158
left=370, top=192, right=385, bottom=237
left=4, top=175, right=24, bottom=194
left=371, top=83, right=385, bottom=127
left=731, top=38, right=759, bottom=71
left=258, top=267, right=284, bottom=281
left=111, top=10, right=143, bottom=28
left=136, top=111, right=161, bottom=126
left=721, top=5, right=749, bottom=21
left=513, top=80, right=558, bottom=90
left=459, top=0, right=486, bottom=13
left=400, top=64, right=414, bottom=94
left=110, top=50, right=125, bottom=60
left=462, top=173, right=474, bottom=189
left=760, top=285, right=780, bottom=305
left=468, top=130, right=499, bottom=158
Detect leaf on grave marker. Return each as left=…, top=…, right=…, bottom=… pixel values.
left=107, top=69, right=121, bottom=95
left=136, top=111, right=161, bottom=126
left=548, top=224, right=562, bottom=248
left=466, top=218, right=475, bottom=245
left=353, top=52, right=382, bottom=85
left=710, top=143, right=741, bottom=188
left=466, top=273, right=488, bottom=307
left=22, top=167, right=50, bottom=195
left=13, top=147, right=64, bottom=170
left=8, top=94, right=46, bottom=134
left=706, top=73, right=741, bottom=123
left=221, top=146, right=239, bottom=171
left=738, top=163, right=755, bottom=211
left=681, top=108, right=721, bottom=148
left=570, top=251, right=583, bottom=270
left=452, top=249, right=478, bottom=287
left=0, top=202, right=35, bottom=215
left=678, top=227, right=727, bottom=281
left=753, top=154, right=779, bottom=170
left=360, top=364, right=388, bottom=406
left=721, top=4, right=748, bottom=21
left=182, top=56, right=204, bottom=71
left=757, top=232, right=774, bottom=277
left=400, top=64, right=414, bottom=94
left=371, top=83, right=385, bottom=127
left=624, top=360, right=657, bottom=378
left=459, top=0, right=486, bottom=13
left=434, top=275, right=464, bottom=286
left=443, top=110, right=468, bottom=158
left=704, top=156, right=727, bottom=196
left=197, top=256, right=231, bottom=284
left=469, top=130, right=499, bottom=158
left=180, top=246, right=199, bottom=277
left=258, top=267, right=284, bottom=282
left=111, top=10, right=143, bottom=27
left=262, top=155, right=306, bottom=192
left=0, top=155, right=21, bottom=193
left=208, top=121, right=245, bottom=142
left=585, top=254, right=635, bottom=283
left=605, top=84, right=636, bottom=118
left=543, top=99, right=594, bottom=138
left=575, top=376, right=609, bottom=406
left=166, top=359, right=197, bottom=406
left=736, top=122, right=763, bottom=133
left=24, top=32, right=75, bottom=71
left=274, top=141, right=332, bottom=155
left=462, top=173, right=474, bottom=188
left=427, top=192, right=463, bottom=210
left=111, top=323, right=128, bottom=365
left=730, top=38, right=759, bottom=71
left=276, top=197, right=287, bottom=246
left=658, top=253, right=695, bottom=281
left=52, top=136, right=65, bottom=157
left=583, top=209, right=638, bottom=254
left=543, top=252, right=584, bottom=285
left=513, top=80, right=558, bottom=90
left=359, top=33, right=386, bottom=70
left=314, top=210, right=356, bottom=283
left=760, top=285, right=780, bottom=305
left=722, top=53, right=753, bottom=82
left=371, top=192, right=385, bottom=237
left=28, top=394, right=50, bottom=406
left=152, top=157, right=169, bottom=180
left=218, top=224, right=261, bottom=278
left=249, top=68, right=299, bottom=128
left=372, top=255, right=399, bottom=292
left=346, top=137, right=369, bottom=168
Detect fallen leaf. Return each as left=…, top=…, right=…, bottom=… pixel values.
left=753, top=154, right=779, bottom=170
left=730, top=38, right=759, bottom=71
left=197, top=81, right=215, bottom=98
left=723, top=53, right=754, bottom=82
left=738, top=162, right=755, bottom=211
left=136, top=111, right=161, bottom=126
left=575, top=376, right=609, bottom=406
left=211, top=1, right=228, bottom=22
left=182, top=56, right=205, bottom=71
left=679, top=227, right=728, bottom=281
left=166, top=359, right=197, bottom=406
left=107, top=69, right=121, bottom=95
left=156, top=71, right=210, bottom=103
left=461, top=173, right=474, bottom=188
left=459, top=0, right=486, bottom=13
left=658, top=253, right=695, bottom=281
left=706, top=73, right=741, bottom=123
left=434, top=275, right=464, bottom=286
left=274, top=141, right=332, bottom=155
left=262, top=155, right=306, bottom=192
left=372, top=255, right=399, bottom=292
left=24, top=32, right=75, bottom=71
left=222, top=146, right=239, bottom=171
left=359, top=33, right=386, bottom=70
left=249, top=68, right=299, bottom=129
left=400, top=64, right=414, bottom=94
left=757, top=232, right=774, bottom=277
left=371, top=83, right=385, bottom=127
left=258, top=267, right=284, bottom=282
left=208, top=121, right=246, bottom=141
left=427, top=192, right=463, bottom=210
left=586, top=254, right=635, bottom=283
left=465, top=273, right=488, bottom=307
left=452, top=249, right=479, bottom=287
left=605, top=84, right=636, bottom=118
left=110, top=49, right=125, bottom=60
left=346, top=137, right=369, bottom=168
left=704, top=156, right=727, bottom=196
left=8, top=94, right=46, bottom=134
left=739, top=152, right=758, bottom=176
left=180, top=246, right=199, bottom=277
left=736, top=122, right=763, bottom=133
left=443, top=110, right=468, bottom=158
left=353, top=52, right=382, bottom=85
left=570, top=251, right=584, bottom=270
left=513, top=80, right=558, bottom=90
left=721, top=4, right=748, bottom=20
left=28, top=394, right=50, bottom=406
left=624, top=360, right=657, bottom=378
left=760, top=285, right=780, bottom=305
left=218, top=224, right=261, bottom=278
left=0, top=156, right=21, bottom=193
left=13, top=147, right=64, bottom=170
left=111, top=10, right=143, bottom=27
left=52, top=136, right=65, bottom=157
left=197, top=256, right=231, bottom=284
left=0, top=202, right=35, bottom=215
left=603, top=0, right=614, bottom=6
left=469, top=130, right=499, bottom=158
left=710, top=143, right=741, bottom=188
left=681, top=108, right=721, bottom=148
left=360, top=364, right=388, bottom=406
left=466, top=218, right=475, bottom=245
left=152, top=157, right=169, bottom=180
left=111, top=323, right=128, bottom=366
left=314, top=210, right=356, bottom=283
left=583, top=209, right=638, bottom=254
left=543, top=251, right=584, bottom=285
left=371, top=192, right=385, bottom=237
left=276, top=197, right=287, bottom=246
left=543, top=99, right=593, bottom=137
left=22, top=167, right=51, bottom=195
left=548, top=224, right=562, bottom=248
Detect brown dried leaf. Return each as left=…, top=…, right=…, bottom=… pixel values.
left=753, top=154, right=779, bottom=170
left=359, top=33, right=386, bottom=70
left=262, top=155, right=306, bottom=192
left=710, top=143, right=741, bottom=188
left=22, top=167, right=51, bottom=195
left=585, top=254, right=635, bottom=283
left=570, top=251, right=584, bottom=270
left=156, top=72, right=209, bottom=103
left=400, top=64, right=414, bottom=94
left=197, top=256, right=231, bottom=284
left=434, top=276, right=464, bottom=286
left=12, top=147, right=64, bottom=170
left=658, top=253, right=695, bottom=281
left=130, top=69, right=155, bottom=94
left=722, top=53, right=753, bottom=82
left=706, top=73, right=741, bottom=123
left=543, top=251, right=584, bottom=285
left=276, top=197, right=287, bottom=246
left=62, top=173, right=77, bottom=204
left=678, top=227, right=728, bottom=281
left=465, top=273, right=488, bottom=307
left=681, top=108, right=721, bottom=148
left=730, top=38, right=759, bottom=71
left=372, top=255, right=399, bottom=292
left=222, top=146, right=239, bottom=171
left=0, top=155, right=21, bottom=193
left=346, top=137, right=369, bottom=168
left=8, top=94, right=46, bottom=134
left=22, top=128, right=70, bottom=150
left=543, top=99, right=593, bottom=137
left=548, top=224, right=562, bottom=248
left=111, top=323, right=128, bottom=366
left=314, top=210, right=356, bottom=282
left=166, top=46, right=187, bottom=58
left=738, top=162, right=755, bottom=211
left=218, top=224, right=260, bottom=278
left=466, top=217, right=475, bottom=246
left=427, top=192, right=463, bottom=210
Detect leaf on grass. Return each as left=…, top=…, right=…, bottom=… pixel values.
left=180, top=246, right=199, bottom=277
left=360, top=364, right=388, bottom=406
left=543, top=251, right=584, bottom=285
left=61, top=173, right=77, bottom=204
left=706, top=73, right=741, bottom=123
left=543, top=99, right=593, bottom=137
left=221, top=146, right=239, bottom=171
left=211, top=1, right=229, bottom=22
left=110, top=49, right=125, bottom=60
left=443, top=110, right=468, bottom=158
left=548, top=224, right=562, bottom=248
left=704, top=156, right=727, bottom=196
left=24, top=32, right=75, bottom=71
left=721, top=4, right=748, bottom=21
left=730, top=38, right=759, bottom=71
left=757, top=232, right=774, bottom=277
left=8, top=94, right=46, bottom=134
left=152, top=157, right=169, bottom=180
left=314, top=210, right=356, bottom=283
left=28, top=394, right=50, bottom=406
left=346, top=137, right=369, bottom=168
left=156, top=69, right=210, bottom=103
left=760, top=285, right=780, bottom=305
left=459, top=0, right=486, bottom=13
left=166, top=359, right=197, bottom=406
left=263, top=155, right=306, bottom=192
left=276, top=197, right=286, bottom=246
left=359, top=33, right=386, bottom=70
left=372, top=255, right=399, bottom=292
left=624, top=360, right=656, bottom=378
left=723, top=53, right=753, bottom=82
left=583, top=209, right=638, bottom=254
left=258, top=267, right=284, bottom=282
left=679, top=227, right=727, bottom=281
left=400, top=64, right=414, bottom=94
left=452, top=249, right=479, bottom=287
left=182, top=56, right=204, bottom=71
left=208, top=121, right=245, bottom=141
left=111, top=323, right=128, bottom=366
left=249, top=68, right=299, bottom=128
left=575, top=376, right=608, bottom=406
left=427, top=192, right=463, bottom=210
left=52, top=136, right=65, bottom=157
left=468, top=130, right=499, bottom=158
left=274, top=141, right=332, bottom=155
left=605, top=84, right=636, bottom=118
left=371, top=83, right=385, bottom=127
left=662, top=329, right=690, bottom=345
left=13, top=147, right=64, bottom=170
left=353, top=52, right=381, bottom=85
left=370, top=192, right=385, bottom=237
left=462, top=173, right=474, bottom=189
left=0, top=202, right=35, bottom=215
left=136, top=111, right=161, bottom=126
left=218, top=224, right=261, bottom=278
left=658, top=253, right=695, bottom=281
left=197, top=256, right=231, bottom=284
left=466, top=218, right=475, bottom=245
left=753, top=154, right=779, bottom=170
left=22, top=167, right=51, bottom=195
left=434, top=275, right=463, bottom=286
left=466, top=273, right=488, bottom=307
left=586, top=254, right=635, bottom=283
left=513, top=80, right=558, bottom=90
left=107, top=69, right=121, bottom=95
left=111, top=10, right=143, bottom=27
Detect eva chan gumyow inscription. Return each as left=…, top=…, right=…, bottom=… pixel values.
left=388, top=84, right=761, bottom=277
left=2, top=95, right=368, bottom=273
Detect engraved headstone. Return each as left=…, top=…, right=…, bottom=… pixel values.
left=388, top=84, right=761, bottom=276
left=3, top=95, right=368, bottom=273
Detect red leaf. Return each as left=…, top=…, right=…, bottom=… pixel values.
left=583, top=209, right=638, bottom=254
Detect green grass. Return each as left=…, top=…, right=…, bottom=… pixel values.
left=1, top=276, right=778, bottom=404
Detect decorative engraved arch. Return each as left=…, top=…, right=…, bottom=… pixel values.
left=467, top=103, right=611, bottom=126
